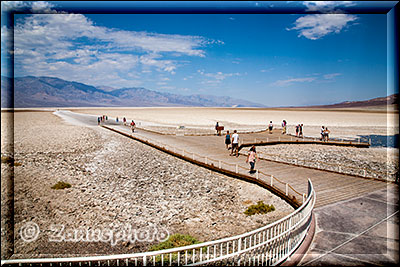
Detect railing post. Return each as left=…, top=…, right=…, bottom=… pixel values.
left=285, top=183, right=288, bottom=196
left=363, top=168, right=366, bottom=177
left=143, top=256, right=146, bottom=266
left=182, top=149, right=185, bottom=157
left=235, top=164, right=238, bottom=173
left=218, top=160, right=221, bottom=169
left=205, top=157, right=208, bottom=164
left=256, top=170, right=259, bottom=179
left=271, top=175, right=273, bottom=186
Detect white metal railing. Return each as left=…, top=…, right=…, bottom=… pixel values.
left=102, top=124, right=305, bottom=201
left=2, top=123, right=316, bottom=266
left=1, top=180, right=315, bottom=266
left=254, top=151, right=394, bottom=181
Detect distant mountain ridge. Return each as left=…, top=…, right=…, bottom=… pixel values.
left=306, top=94, right=398, bottom=109
left=1, top=76, right=264, bottom=108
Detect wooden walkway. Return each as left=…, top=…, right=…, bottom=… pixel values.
left=103, top=124, right=388, bottom=208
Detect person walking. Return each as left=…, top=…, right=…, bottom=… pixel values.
left=295, top=124, right=299, bottom=137
left=246, top=145, right=258, bottom=174
left=123, top=117, right=126, bottom=126
left=320, top=126, right=325, bottom=141
left=225, top=130, right=231, bottom=150
left=97, top=116, right=101, bottom=125
left=282, top=120, right=287, bottom=134
left=215, top=122, right=221, bottom=136
left=230, top=130, right=239, bottom=157
left=268, top=121, right=273, bottom=134
left=324, top=127, right=330, bottom=141
left=130, top=120, right=136, bottom=133
left=299, top=124, right=303, bottom=138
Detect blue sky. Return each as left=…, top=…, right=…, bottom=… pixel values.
left=2, top=1, right=398, bottom=106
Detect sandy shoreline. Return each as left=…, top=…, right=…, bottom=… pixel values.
left=2, top=111, right=293, bottom=257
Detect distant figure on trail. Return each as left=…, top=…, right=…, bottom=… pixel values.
left=295, top=124, right=299, bottom=137
left=225, top=130, right=231, bottom=150
left=116, top=117, right=119, bottom=123
left=230, top=130, right=239, bottom=157
left=324, top=127, right=330, bottom=141
left=246, top=145, right=258, bottom=174
left=130, top=120, right=136, bottom=133
left=215, top=122, right=220, bottom=136
left=320, top=126, right=325, bottom=141
left=268, top=121, right=273, bottom=134
left=123, top=117, right=127, bottom=126
left=97, top=117, right=101, bottom=125
left=299, top=124, right=304, bottom=138
left=282, top=120, right=287, bottom=134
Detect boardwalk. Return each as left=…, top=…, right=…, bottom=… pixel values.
left=103, top=123, right=388, bottom=208
left=52, top=110, right=397, bottom=266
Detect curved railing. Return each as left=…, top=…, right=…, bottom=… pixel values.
left=2, top=120, right=316, bottom=266
left=1, top=180, right=315, bottom=266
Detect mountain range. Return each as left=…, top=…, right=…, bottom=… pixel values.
left=1, top=76, right=397, bottom=109
left=1, top=76, right=264, bottom=108
left=306, top=94, right=398, bottom=109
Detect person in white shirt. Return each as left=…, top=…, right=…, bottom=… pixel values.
left=230, top=130, right=239, bottom=157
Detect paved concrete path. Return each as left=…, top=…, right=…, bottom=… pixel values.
left=57, top=110, right=399, bottom=266
left=300, top=185, right=398, bottom=266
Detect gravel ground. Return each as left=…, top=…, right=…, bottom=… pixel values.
left=3, top=111, right=293, bottom=258
left=254, top=144, right=399, bottom=181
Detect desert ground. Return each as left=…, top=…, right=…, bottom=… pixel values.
left=2, top=111, right=294, bottom=257
left=1, top=107, right=398, bottom=257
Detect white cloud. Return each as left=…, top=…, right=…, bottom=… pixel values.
left=139, top=54, right=176, bottom=73
left=288, top=14, right=358, bottom=40
left=323, top=73, right=341, bottom=79
left=11, top=13, right=220, bottom=87
left=30, top=1, right=57, bottom=13
left=272, top=77, right=316, bottom=87
left=197, top=70, right=241, bottom=86
left=198, top=70, right=240, bottom=81
left=1, top=1, right=61, bottom=13
left=272, top=72, right=342, bottom=87
left=303, top=1, right=355, bottom=12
